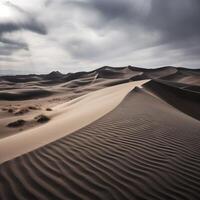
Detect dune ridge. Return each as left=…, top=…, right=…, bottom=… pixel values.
left=0, top=80, right=148, bottom=164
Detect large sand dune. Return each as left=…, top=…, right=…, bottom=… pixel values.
left=0, top=84, right=200, bottom=200
left=0, top=66, right=200, bottom=200
left=0, top=80, right=148, bottom=163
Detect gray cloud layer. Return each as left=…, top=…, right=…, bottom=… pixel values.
left=0, top=1, right=47, bottom=35
left=0, top=1, right=47, bottom=59
left=94, top=0, right=200, bottom=58
left=0, top=20, right=47, bottom=35
left=0, top=0, right=199, bottom=74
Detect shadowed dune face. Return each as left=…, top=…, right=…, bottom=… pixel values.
left=144, top=80, right=200, bottom=120
left=162, top=69, right=200, bottom=86
left=0, top=89, right=53, bottom=101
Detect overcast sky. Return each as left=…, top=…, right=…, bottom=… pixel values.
left=0, top=0, right=200, bottom=74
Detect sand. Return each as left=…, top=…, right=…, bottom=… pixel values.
left=0, top=84, right=200, bottom=200
left=0, top=66, right=147, bottom=138
left=0, top=66, right=200, bottom=200
left=0, top=80, right=148, bottom=163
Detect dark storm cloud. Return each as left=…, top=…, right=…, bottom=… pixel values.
left=88, top=0, right=200, bottom=52
left=54, top=0, right=199, bottom=65
left=1, top=0, right=200, bottom=73
left=0, top=2, right=47, bottom=35
left=0, top=20, right=47, bottom=35
left=54, top=0, right=151, bottom=60
left=0, top=37, right=28, bottom=50
left=89, top=0, right=200, bottom=35
left=90, top=0, right=143, bottom=22
left=147, top=0, right=200, bottom=58
left=0, top=2, right=47, bottom=57
left=0, top=36, right=28, bottom=55
left=147, top=0, right=200, bottom=42
left=59, top=0, right=144, bottom=28
left=94, top=0, right=131, bottom=17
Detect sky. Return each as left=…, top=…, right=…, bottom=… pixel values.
left=0, top=0, right=200, bottom=74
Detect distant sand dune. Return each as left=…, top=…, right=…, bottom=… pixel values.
left=0, top=89, right=53, bottom=101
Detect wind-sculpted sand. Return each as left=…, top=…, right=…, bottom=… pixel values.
left=0, top=66, right=200, bottom=200
left=0, top=80, right=148, bottom=163
left=0, top=85, right=200, bottom=200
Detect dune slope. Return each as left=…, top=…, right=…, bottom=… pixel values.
left=144, top=80, right=200, bottom=120
left=0, top=80, right=148, bottom=163
left=0, top=86, right=200, bottom=200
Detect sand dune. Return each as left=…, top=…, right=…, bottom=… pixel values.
left=162, top=68, right=200, bottom=85
left=0, top=89, right=53, bottom=101
left=0, top=80, right=148, bottom=163
left=0, top=84, right=200, bottom=200
left=144, top=80, right=200, bottom=120
left=2, top=66, right=181, bottom=136
left=0, top=66, right=200, bottom=200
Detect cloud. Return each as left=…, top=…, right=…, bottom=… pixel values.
left=0, top=2, right=47, bottom=35
left=0, top=20, right=47, bottom=35
left=0, top=36, right=28, bottom=55
left=87, top=0, right=200, bottom=44
left=90, top=0, right=200, bottom=66
left=0, top=1, right=47, bottom=61
left=0, top=0, right=200, bottom=74
left=51, top=0, right=200, bottom=66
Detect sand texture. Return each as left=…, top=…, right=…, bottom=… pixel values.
left=0, top=66, right=200, bottom=200
left=0, top=80, right=148, bottom=163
